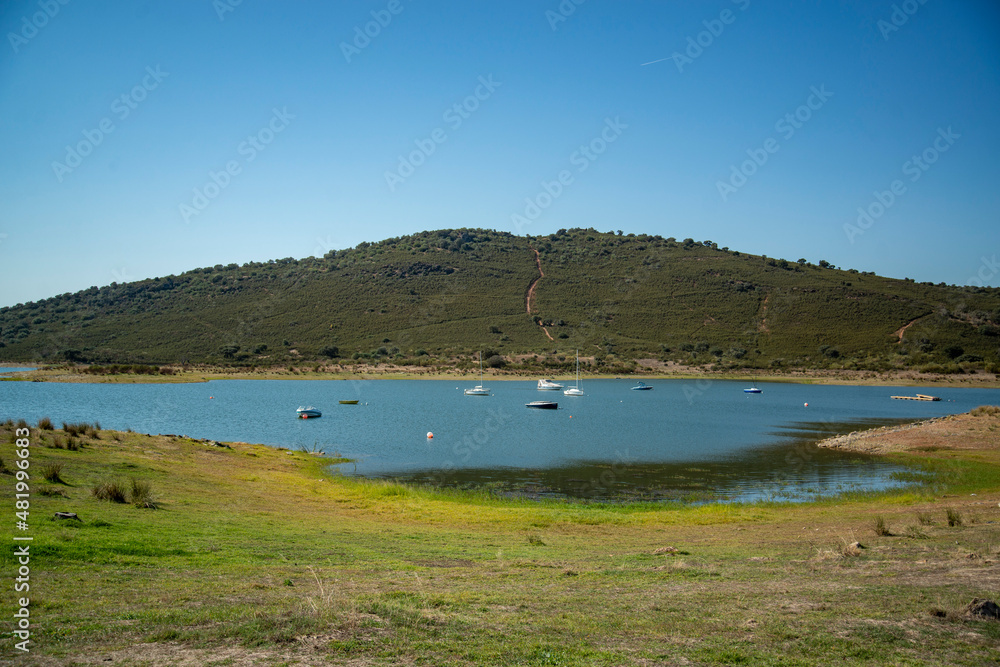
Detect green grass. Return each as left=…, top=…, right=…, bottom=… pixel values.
left=1, top=421, right=999, bottom=665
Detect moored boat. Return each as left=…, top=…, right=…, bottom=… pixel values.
left=564, top=350, right=584, bottom=396
left=526, top=401, right=558, bottom=409
left=537, top=379, right=563, bottom=390
left=296, top=406, right=322, bottom=418
left=339, top=400, right=359, bottom=404
left=631, top=382, right=653, bottom=391
left=465, top=351, right=491, bottom=396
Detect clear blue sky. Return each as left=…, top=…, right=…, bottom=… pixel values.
left=2, top=0, right=998, bottom=307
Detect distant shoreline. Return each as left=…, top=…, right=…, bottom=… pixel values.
left=3, top=364, right=999, bottom=388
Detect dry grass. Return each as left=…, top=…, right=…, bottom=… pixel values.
left=92, top=478, right=129, bottom=503
left=873, top=514, right=892, bottom=536
left=130, top=477, right=158, bottom=509
left=41, top=461, right=65, bottom=483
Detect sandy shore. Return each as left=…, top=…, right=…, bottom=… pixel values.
left=816, top=406, right=1000, bottom=455
left=4, top=363, right=999, bottom=387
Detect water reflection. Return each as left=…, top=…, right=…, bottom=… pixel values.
left=348, top=417, right=918, bottom=503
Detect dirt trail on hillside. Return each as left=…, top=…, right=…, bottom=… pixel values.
left=893, top=313, right=930, bottom=341
left=758, top=293, right=771, bottom=333
left=526, top=248, right=554, bottom=341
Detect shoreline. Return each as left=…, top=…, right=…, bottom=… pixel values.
left=4, top=364, right=999, bottom=388
left=816, top=406, right=1000, bottom=455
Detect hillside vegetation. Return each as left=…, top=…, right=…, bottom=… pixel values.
left=1, top=228, right=998, bottom=373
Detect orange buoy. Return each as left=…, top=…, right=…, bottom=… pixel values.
left=426, top=432, right=433, bottom=439
left=804, top=402, right=809, bottom=407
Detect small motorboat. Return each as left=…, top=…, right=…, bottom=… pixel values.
left=339, top=400, right=359, bottom=404
left=631, top=382, right=653, bottom=391
left=526, top=401, right=558, bottom=409
left=537, top=379, right=564, bottom=390
left=296, top=406, right=322, bottom=418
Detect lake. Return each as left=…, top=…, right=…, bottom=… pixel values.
left=2, top=377, right=997, bottom=502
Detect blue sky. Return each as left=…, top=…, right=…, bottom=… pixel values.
left=1, top=0, right=998, bottom=307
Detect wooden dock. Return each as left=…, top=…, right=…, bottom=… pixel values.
left=890, top=394, right=940, bottom=401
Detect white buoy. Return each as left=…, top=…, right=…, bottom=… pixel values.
left=426, top=432, right=434, bottom=439
left=804, top=402, right=809, bottom=407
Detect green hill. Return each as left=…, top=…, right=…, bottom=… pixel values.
left=1, top=228, right=998, bottom=373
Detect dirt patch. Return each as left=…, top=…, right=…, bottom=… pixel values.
left=816, top=408, right=1000, bottom=455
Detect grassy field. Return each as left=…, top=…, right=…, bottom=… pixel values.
left=1, top=415, right=999, bottom=666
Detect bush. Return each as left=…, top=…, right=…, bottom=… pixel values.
left=946, top=508, right=963, bottom=527
left=37, top=416, right=54, bottom=430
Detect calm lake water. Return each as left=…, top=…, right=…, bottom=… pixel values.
left=2, top=377, right=997, bottom=502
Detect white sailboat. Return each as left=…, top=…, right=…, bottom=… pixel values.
left=564, top=350, right=584, bottom=396
left=464, top=352, right=490, bottom=396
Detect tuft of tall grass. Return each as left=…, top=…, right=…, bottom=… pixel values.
left=916, top=512, right=934, bottom=526
left=37, top=416, right=54, bottom=430
left=62, top=421, right=99, bottom=438
left=872, top=515, right=892, bottom=536
left=946, top=508, right=963, bottom=527
left=92, top=479, right=129, bottom=503
left=130, top=478, right=158, bottom=509
left=0, top=457, right=8, bottom=475
left=969, top=405, right=1000, bottom=417
left=42, top=462, right=65, bottom=484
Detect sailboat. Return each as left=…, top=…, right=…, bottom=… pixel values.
left=564, top=350, right=584, bottom=396
left=464, top=352, right=490, bottom=396
left=744, top=377, right=762, bottom=394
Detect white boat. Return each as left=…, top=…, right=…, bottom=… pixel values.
left=296, top=406, right=322, bottom=418
left=564, top=350, right=584, bottom=396
left=464, top=352, right=490, bottom=396
left=537, top=378, right=563, bottom=390
left=744, top=377, right=762, bottom=394
left=631, top=382, right=653, bottom=391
